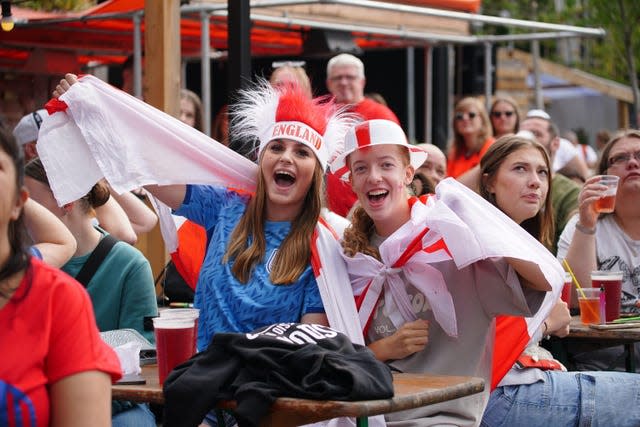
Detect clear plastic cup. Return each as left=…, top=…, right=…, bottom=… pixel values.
left=578, top=287, right=602, bottom=325
left=593, top=175, right=619, bottom=213
left=152, top=317, right=195, bottom=384
left=160, top=308, right=200, bottom=353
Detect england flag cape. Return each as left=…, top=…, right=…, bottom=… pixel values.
left=37, top=75, right=563, bottom=396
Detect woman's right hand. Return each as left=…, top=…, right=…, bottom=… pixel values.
left=368, top=319, right=429, bottom=362
left=53, top=73, right=79, bottom=98
left=577, top=175, right=608, bottom=229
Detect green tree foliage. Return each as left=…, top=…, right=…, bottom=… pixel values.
left=18, top=0, right=95, bottom=12
left=482, top=0, right=639, bottom=122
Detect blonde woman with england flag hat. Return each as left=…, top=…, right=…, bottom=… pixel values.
left=330, top=119, right=565, bottom=426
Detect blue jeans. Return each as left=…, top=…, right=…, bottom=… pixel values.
left=481, top=371, right=640, bottom=427
left=112, top=403, right=156, bottom=427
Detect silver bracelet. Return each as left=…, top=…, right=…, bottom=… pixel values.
left=575, top=222, right=596, bottom=235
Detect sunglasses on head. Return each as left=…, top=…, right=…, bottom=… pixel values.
left=455, top=111, right=477, bottom=121
left=491, top=110, right=515, bottom=118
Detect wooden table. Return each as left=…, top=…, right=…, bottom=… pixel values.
left=113, top=364, right=485, bottom=427
left=551, top=316, right=640, bottom=372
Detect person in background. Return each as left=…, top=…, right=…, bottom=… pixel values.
left=557, top=129, right=640, bottom=372
left=180, top=89, right=204, bottom=132
left=525, top=110, right=589, bottom=182
left=325, top=53, right=400, bottom=218
left=12, top=108, right=47, bottom=162
left=595, top=128, right=611, bottom=153
left=325, top=53, right=399, bottom=124
left=415, top=143, right=447, bottom=186
left=479, top=135, right=640, bottom=427
left=332, top=119, right=559, bottom=426
left=519, top=114, right=581, bottom=255
left=564, top=130, right=597, bottom=171
left=409, top=170, right=434, bottom=197
left=489, top=95, right=520, bottom=139
left=447, top=97, right=494, bottom=179
left=270, top=60, right=313, bottom=98
left=0, top=125, right=121, bottom=427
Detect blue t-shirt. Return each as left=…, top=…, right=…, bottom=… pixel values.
left=175, top=185, right=324, bottom=350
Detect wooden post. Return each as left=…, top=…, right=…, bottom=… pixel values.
left=139, top=0, right=181, bottom=287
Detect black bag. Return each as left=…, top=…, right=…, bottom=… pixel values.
left=160, top=261, right=195, bottom=303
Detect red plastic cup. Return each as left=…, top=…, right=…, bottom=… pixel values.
left=561, top=272, right=573, bottom=306
left=160, top=308, right=200, bottom=354
left=591, top=270, right=623, bottom=322
left=153, top=317, right=196, bottom=384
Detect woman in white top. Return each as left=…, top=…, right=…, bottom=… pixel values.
left=557, top=129, right=640, bottom=371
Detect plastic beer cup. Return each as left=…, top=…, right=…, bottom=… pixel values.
left=593, top=175, right=619, bottom=213
left=160, top=308, right=200, bottom=354
left=592, top=270, right=623, bottom=322
left=153, top=317, right=196, bottom=384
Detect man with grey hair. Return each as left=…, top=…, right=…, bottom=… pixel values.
left=326, top=53, right=399, bottom=124
left=325, top=53, right=400, bottom=217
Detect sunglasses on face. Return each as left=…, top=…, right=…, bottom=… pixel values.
left=491, top=110, right=515, bottom=118
left=455, top=111, right=477, bottom=121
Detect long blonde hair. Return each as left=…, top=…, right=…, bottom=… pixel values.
left=341, top=145, right=411, bottom=260
left=224, top=160, right=324, bottom=284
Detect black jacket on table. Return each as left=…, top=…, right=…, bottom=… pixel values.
left=163, top=323, right=394, bottom=427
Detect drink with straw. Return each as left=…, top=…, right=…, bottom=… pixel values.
left=578, top=288, right=602, bottom=325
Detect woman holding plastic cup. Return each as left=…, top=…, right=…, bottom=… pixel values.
left=557, top=129, right=640, bottom=314
left=557, top=129, right=640, bottom=371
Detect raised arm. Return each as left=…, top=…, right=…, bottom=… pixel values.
left=109, top=188, right=158, bottom=233
left=94, top=195, right=137, bottom=244
left=23, top=198, right=76, bottom=267
left=560, top=175, right=600, bottom=304
left=53, top=74, right=188, bottom=211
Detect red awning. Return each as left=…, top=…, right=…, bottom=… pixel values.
left=0, top=0, right=478, bottom=73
